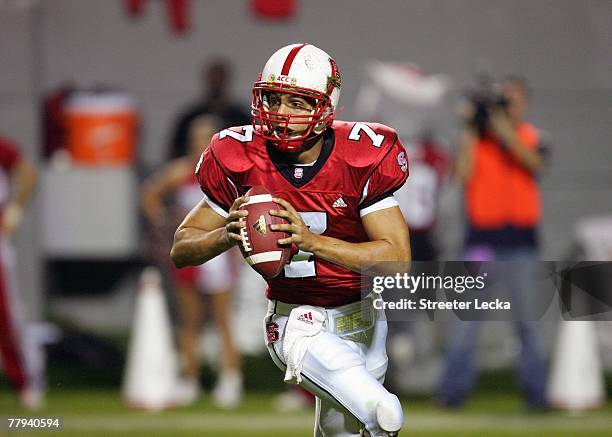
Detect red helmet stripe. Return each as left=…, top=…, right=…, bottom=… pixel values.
left=280, top=43, right=307, bottom=76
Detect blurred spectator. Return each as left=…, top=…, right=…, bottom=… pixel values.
left=354, top=63, right=452, bottom=393
left=0, top=134, right=42, bottom=409
left=141, top=115, right=243, bottom=408
left=167, top=58, right=250, bottom=160
left=395, top=131, right=449, bottom=261
left=437, top=76, right=549, bottom=409
left=353, top=60, right=451, bottom=259
left=384, top=133, right=449, bottom=394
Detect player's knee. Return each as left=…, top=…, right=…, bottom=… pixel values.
left=375, top=393, right=403, bottom=435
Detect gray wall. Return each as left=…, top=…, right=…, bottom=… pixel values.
left=0, top=2, right=42, bottom=317
left=2, top=0, right=611, bottom=301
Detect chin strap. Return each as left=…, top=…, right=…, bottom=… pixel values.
left=270, top=131, right=322, bottom=153
left=298, top=134, right=322, bottom=151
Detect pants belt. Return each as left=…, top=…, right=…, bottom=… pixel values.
left=268, top=296, right=376, bottom=336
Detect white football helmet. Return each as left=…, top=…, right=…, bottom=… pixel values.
left=252, top=43, right=341, bottom=151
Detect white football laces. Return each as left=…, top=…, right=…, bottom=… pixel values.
left=239, top=216, right=252, bottom=252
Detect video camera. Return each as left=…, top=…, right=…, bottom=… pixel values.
left=466, top=76, right=509, bottom=137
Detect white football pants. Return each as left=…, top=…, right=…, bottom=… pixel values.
left=264, top=299, right=402, bottom=436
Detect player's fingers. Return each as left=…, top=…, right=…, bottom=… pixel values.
left=272, top=197, right=299, bottom=216
left=227, top=229, right=242, bottom=240
left=226, top=220, right=245, bottom=231
left=226, top=232, right=243, bottom=242
left=277, top=236, right=295, bottom=245
left=269, top=223, right=296, bottom=233
left=269, top=209, right=298, bottom=223
left=226, top=209, right=247, bottom=223
left=229, top=195, right=250, bottom=213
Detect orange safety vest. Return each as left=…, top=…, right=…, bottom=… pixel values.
left=466, top=122, right=541, bottom=229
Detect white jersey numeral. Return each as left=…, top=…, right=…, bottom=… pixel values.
left=219, top=125, right=254, bottom=143
left=284, top=212, right=327, bottom=278
left=348, top=123, right=385, bottom=148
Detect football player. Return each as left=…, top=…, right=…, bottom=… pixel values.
left=171, top=43, right=410, bottom=436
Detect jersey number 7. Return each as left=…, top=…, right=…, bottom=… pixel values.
left=348, top=123, right=385, bottom=147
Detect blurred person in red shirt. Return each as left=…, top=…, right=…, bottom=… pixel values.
left=395, top=133, right=449, bottom=261
left=0, top=134, right=41, bottom=409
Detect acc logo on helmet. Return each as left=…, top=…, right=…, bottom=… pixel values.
left=268, top=74, right=297, bottom=86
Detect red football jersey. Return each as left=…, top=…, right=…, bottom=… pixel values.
left=0, top=136, right=21, bottom=172
left=0, top=137, right=21, bottom=209
left=196, top=121, right=409, bottom=307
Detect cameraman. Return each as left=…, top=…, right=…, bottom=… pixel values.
left=437, top=76, right=549, bottom=409
left=456, top=75, right=543, bottom=191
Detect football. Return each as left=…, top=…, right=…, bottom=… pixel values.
left=238, top=186, right=292, bottom=279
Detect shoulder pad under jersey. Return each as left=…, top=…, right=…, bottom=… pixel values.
left=331, top=120, right=400, bottom=169
left=208, top=125, right=266, bottom=174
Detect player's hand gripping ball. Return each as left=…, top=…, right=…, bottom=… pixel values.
left=238, top=186, right=293, bottom=279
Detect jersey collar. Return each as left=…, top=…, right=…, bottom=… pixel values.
left=266, top=128, right=335, bottom=188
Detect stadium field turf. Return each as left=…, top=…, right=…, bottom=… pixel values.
left=1, top=391, right=611, bottom=436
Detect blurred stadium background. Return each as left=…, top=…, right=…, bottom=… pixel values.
left=1, top=0, right=612, bottom=436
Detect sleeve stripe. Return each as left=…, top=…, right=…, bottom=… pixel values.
left=359, top=181, right=405, bottom=210
left=359, top=195, right=399, bottom=218
left=359, top=179, right=370, bottom=205
left=203, top=193, right=229, bottom=218
left=226, top=177, right=239, bottom=198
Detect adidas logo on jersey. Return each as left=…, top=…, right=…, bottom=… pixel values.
left=332, top=197, right=347, bottom=208
left=297, top=312, right=314, bottom=325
